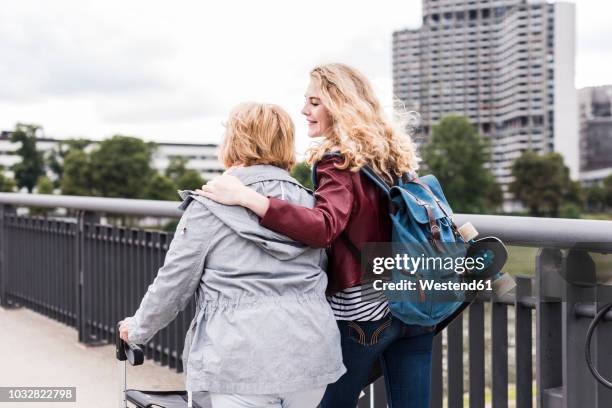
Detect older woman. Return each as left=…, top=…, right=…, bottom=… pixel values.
left=119, top=102, right=345, bottom=408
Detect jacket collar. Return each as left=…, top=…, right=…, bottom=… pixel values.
left=229, top=164, right=302, bottom=187
left=177, top=164, right=310, bottom=207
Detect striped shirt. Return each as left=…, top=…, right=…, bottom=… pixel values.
left=328, top=283, right=390, bottom=321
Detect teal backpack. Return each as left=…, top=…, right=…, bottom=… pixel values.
left=312, top=153, right=467, bottom=327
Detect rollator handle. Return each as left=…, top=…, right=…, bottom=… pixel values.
left=115, top=323, right=144, bottom=366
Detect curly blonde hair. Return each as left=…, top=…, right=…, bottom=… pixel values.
left=306, top=63, right=419, bottom=184
left=219, top=102, right=296, bottom=171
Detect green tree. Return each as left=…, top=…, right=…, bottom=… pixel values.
left=10, top=123, right=45, bottom=192
left=510, top=151, right=575, bottom=217
left=559, top=203, right=582, bottom=219
left=586, top=183, right=606, bottom=212
left=482, top=172, right=504, bottom=212
left=0, top=168, right=16, bottom=192
left=60, top=149, right=93, bottom=196
left=89, top=136, right=154, bottom=198
left=565, top=180, right=585, bottom=208
left=165, top=157, right=204, bottom=191
left=176, top=170, right=204, bottom=191
left=605, top=175, right=612, bottom=209
left=145, top=173, right=179, bottom=201
left=162, top=219, right=180, bottom=233
left=31, top=176, right=55, bottom=216
left=165, top=157, right=189, bottom=181
left=64, top=139, right=91, bottom=151
left=421, top=115, right=502, bottom=213
left=35, top=176, right=54, bottom=194
left=291, top=162, right=314, bottom=190
left=47, top=138, right=91, bottom=187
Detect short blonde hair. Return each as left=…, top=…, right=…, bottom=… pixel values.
left=219, top=102, right=296, bottom=171
left=306, top=63, right=419, bottom=184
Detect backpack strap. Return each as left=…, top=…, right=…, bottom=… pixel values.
left=360, top=165, right=392, bottom=195
left=405, top=175, right=460, bottom=237
left=405, top=175, right=451, bottom=217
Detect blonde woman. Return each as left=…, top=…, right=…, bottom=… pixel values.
left=196, top=64, right=435, bottom=407
left=119, top=103, right=345, bottom=408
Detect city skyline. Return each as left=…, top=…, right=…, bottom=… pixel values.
left=1, top=0, right=611, bottom=158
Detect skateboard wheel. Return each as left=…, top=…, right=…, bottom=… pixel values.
left=492, top=274, right=516, bottom=297
left=458, top=222, right=478, bottom=242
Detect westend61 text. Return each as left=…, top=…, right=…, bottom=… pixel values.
left=373, top=279, right=492, bottom=292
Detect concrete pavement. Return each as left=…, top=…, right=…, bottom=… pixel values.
left=0, top=306, right=185, bottom=408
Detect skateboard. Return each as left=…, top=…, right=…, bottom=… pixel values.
left=434, top=222, right=515, bottom=335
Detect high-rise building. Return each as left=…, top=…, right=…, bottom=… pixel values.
left=393, top=0, right=578, bottom=202
left=578, top=85, right=612, bottom=186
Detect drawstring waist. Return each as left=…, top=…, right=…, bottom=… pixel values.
left=198, top=292, right=329, bottom=312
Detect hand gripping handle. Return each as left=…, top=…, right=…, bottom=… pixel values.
left=115, top=323, right=144, bottom=366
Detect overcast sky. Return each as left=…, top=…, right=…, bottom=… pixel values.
left=1, top=0, right=611, bottom=157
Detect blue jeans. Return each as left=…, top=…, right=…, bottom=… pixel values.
left=320, top=316, right=434, bottom=408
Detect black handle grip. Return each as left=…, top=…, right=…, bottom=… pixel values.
left=125, top=342, right=144, bottom=366
left=115, top=322, right=144, bottom=366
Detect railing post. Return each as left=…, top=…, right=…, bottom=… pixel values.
left=515, top=276, right=533, bottom=408
left=448, top=315, right=464, bottom=407
left=492, top=292, right=508, bottom=408
left=562, top=250, right=597, bottom=408
left=537, top=248, right=602, bottom=408
left=0, top=204, right=16, bottom=308
left=596, top=285, right=612, bottom=406
left=76, top=210, right=100, bottom=344
left=469, top=301, right=485, bottom=408
left=429, top=331, right=443, bottom=408
left=536, top=248, right=564, bottom=408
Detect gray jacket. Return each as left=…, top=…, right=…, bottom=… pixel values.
left=126, top=165, right=346, bottom=394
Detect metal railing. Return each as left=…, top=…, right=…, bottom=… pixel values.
left=0, top=194, right=189, bottom=372
left=0, top=192, right=611, bottom=408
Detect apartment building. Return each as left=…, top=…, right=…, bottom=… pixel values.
left=393, top=0, right=578, bottom=202
left=578, top=85, right=612, bottom=185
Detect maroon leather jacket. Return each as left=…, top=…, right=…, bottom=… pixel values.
left=260, top=155, right=391, bottom=294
